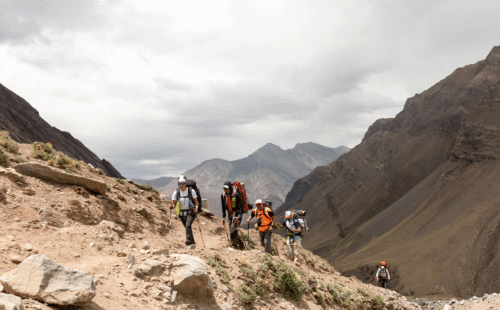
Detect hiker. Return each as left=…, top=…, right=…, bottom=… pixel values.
left=375, top=261, right=391, bottom=288
left=246, top=199, right=275, bottom=254
left=221, top=181, right=245, bottom=250
left=169, top=175, right=199, bottom=249
left=281, top=210, right=303, bottom=263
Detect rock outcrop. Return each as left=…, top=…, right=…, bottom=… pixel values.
left=0, top=83, right=123, bottom=178
left=13, top=162, right=106, bottom=195
left=0, top=255, right=96, bottom=305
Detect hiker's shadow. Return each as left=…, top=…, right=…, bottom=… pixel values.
left=49, top=302, right=105, bottom=310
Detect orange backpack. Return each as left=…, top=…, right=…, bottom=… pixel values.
left=232, top=182, right=251, bottom=213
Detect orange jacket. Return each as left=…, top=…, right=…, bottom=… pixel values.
left=254, top=207, right=274, bottom=232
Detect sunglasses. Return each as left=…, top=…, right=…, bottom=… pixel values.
left=178, top=183, right=187, bottom=186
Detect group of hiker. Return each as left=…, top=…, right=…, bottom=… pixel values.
left=168, top=175, right=307, bottom=263
left=168, top=175, right=392, bottom=284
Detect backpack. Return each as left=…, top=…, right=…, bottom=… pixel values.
left=297, top=218, right=309, bottom=235
left=231, top=181, right=252, bottom=213
left=176, top=179, right=201, bottom=209
left=379, top=267, right=388, bottom=278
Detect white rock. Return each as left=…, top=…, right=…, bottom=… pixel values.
left=169, top=254, right=214, bottom=300
left=0, top=255, right=96, bottom=305
left=0, top=292, right=24, bottom=310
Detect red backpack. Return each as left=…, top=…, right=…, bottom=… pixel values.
left=232, top=182, right=251, bottom=213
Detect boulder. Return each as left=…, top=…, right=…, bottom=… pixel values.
left=135, top=259, right=163, bottom=277
left=0, top=168, right=26, bottom=186
left=169, top=254, right=214, bottom=299
left=0, top=293, right=24, bottom=310
left=13, top=162, right=106, bottom=195
left=0, top=254, right=95, bottom=305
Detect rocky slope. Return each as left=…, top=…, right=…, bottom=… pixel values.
left=160, top=143, right=348, bottom=218
left=0, top=83, right=123, bottom=178
left=0, top=133, right=420, bottom=309
left=278, top=46, right=500, bottom=298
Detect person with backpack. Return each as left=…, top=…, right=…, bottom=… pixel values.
left=375, top=261, right=391, bottom=288
left=169, top=175, right=199, bottom=249
left=246, top=199, right=275, bottom=254
left=281, top=211, right=303, bottom=263
left=221, top=181, right=245, bottom=250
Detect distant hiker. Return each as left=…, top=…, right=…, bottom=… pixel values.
left=170, top=175, right=199, bottom=249
left=246, top=199, right=275, bottom=254
left=281, top=210, right=303, bottom=263
left=221, top=181, right=245, bottom=250
left=376, top=261, right=390, bottom=288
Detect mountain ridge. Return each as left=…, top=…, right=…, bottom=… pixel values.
left=159, top=142, right=349, bottom=217
left=279, top=46, right=500, bottom=298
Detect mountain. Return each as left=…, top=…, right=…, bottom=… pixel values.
left=132, top=176, right=175, bottom=189
left=0, top=83, right=123, bottom=178
left=279, top=46, right=500, bottom=298
left=160, top=142, right=349, bottom=217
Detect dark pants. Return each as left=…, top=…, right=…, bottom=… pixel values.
left=378, top=278, right=388, bottom=288
left=229, top=216, right=245, bottom=250
left=180, top=211, right=196, bottom=245
left=259, top=229, right=272, bottom=254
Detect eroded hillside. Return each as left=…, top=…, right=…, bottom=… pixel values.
left=279, top=46, right=500, bottom=298
left=0, top=133, right=419, bottom=309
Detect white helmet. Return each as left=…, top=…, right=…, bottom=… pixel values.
left=285, top=211, right=292, bottom=219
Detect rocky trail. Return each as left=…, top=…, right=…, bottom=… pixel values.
left=0, top=132, right=494, bottom=309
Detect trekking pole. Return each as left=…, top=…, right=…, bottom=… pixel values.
left=247, top=223, right=250, bottom=247
left=197, top=217, right=206, bottom=249
left=169, top=207, right=172, bottom=254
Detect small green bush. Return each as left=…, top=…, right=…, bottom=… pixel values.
left=13, top=156, right=25, bottom=163
left=96, top=168, right=104, bottom=175
left=356, top=288, right=386, bottom=309
left=328, top=283, right=354, bottom=307
left=273, top=260, right=303, bottom=301
left=207, top=255, right=231, bottom=285
left=116, top=178, right=125, bottom=184
left=239, top=231, right=256, bottom=249
left=240, top=266, right=257, bottom=281
left=255, top=282, right=267, bottom=296
left=0, top=131, right=19, bottom=153
left=237, top=284, right=257, bottom=303
left=0, top=150, right=8, bottom=167
left=32, top=142, right=55, bottom=160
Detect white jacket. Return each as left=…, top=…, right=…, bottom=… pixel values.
left=376, top=267, right=390, bottom=279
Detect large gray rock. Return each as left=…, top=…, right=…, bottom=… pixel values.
left=0, top=255, right=95, bottom=305
left=0, top=293, right=24, bottom=310
left=13, top=162, right=106, bottom=194
left=169, top=254, right=213, bottom=299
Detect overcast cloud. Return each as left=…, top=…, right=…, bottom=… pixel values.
left=1, top=0, right=499, bottom=179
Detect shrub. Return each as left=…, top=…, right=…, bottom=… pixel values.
left=237, top=284, right=257, bottom=303
left=116, top=178, right=125, bottom=184
left=207, top=255, right=231, bottom=285
left=273, top=260, right=303, bottom=301
left=96, top=168, right=104, bottom=175
left=13, top=156, right=25, bottom=163
left=254, top=282, right=267, bottom=296
left=356, top=288, right=386, bottom=310
left=316, top=291, right=326, bottom=308
left=32, top=142, right=55, bottom=160
left=0, top=150, right=8, bottom=167
left=56, top=155, right=72, bottom=168
left=240, top=266, right=257, bottom=281
left=0, top=131, right=19, bottom=153
left=328, top=283, right=354, bottom=307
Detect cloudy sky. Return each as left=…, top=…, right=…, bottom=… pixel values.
left=1, top=0, right=499, bottom=179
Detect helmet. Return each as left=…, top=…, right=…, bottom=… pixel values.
left=178, top=175, right=187, bottom=185
left=285, top=211, right=292, bottom=219
left=380, top=261, right=387, bottom=267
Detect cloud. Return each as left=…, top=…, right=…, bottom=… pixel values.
left=1, top=0, right=500, bottom=180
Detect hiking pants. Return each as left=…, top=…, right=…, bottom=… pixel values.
left=229, top=216, right=245, bottom=250
left=259, top=229, right=272, bottom=254
left=286, top=237, right=302, bottom=262
left=378, top=278, right=388, bottom=288
left=180, top=211, right=196, bottom=246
